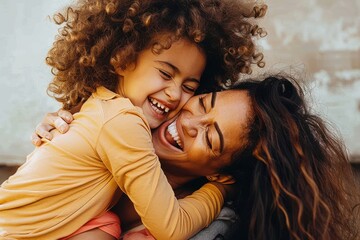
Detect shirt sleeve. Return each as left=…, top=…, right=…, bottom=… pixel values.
left=95, top=110, right=224, bottom=240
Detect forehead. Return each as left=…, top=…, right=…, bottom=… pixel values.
left=215, top=90, right=252, bottom=157
left=139, top=38, right=206, bottom=74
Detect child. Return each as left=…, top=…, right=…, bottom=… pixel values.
left=0, top=0, right=267, bottom=239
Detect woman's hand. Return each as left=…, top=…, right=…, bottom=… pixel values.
left=31, top=109, right=74, bottom=146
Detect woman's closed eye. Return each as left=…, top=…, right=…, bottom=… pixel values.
left=199, top=96, right=214, bottom=151
left=205, top=127, right=213, bottom=150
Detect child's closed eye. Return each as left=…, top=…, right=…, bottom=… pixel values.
left=182, top=84, right=197, bottom=93
left=157, top=69, right=173, bottom=80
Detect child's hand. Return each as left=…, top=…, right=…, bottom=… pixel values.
left=209, top=182, right=237, bottom=201
left=31, top=109, right=73, bottom=146
left=206, top=174, right=237, bottom=200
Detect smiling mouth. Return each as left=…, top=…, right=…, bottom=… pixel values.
left=149, top=97, right=170, bottom=115
left=167, top=121, right=183, bottom=149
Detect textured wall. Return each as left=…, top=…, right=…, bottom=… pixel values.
left=253, top=0, right=360, bottom=162
left=0, top=0, right=359, bottom=164
left=0, top=1, right=68, bottom=164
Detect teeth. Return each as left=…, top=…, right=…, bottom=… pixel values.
left=149, top=98, right=170, bottom=114
left=167, top=121, right=183, bottom=149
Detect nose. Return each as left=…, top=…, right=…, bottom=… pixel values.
left=164, top=80, right=182, bottom=102
left=181, top=112, right=208, bottom=138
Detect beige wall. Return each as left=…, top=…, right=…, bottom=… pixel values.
left=254, top=0, right=360, bottom=162
left=0, top=1, right=67, bottom=165
left=0, top=0, right=359, bottom=164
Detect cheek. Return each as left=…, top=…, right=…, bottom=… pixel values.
left=186, top=142, right=221, bottom=173
left=167, top=107, right=181, bottom=119
left=167, top=98, right=188, bottom=119
left=182, top=93, right=194, bottom=104
left=186, top=145, right=209, bottom=165
left=185, top=153, right=215, bottom=176
left=179, top=93, right=192, bottom=110
left=168, top=94, right=193, bottom=118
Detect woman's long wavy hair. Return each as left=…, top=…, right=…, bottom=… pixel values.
left=46, top=0, right=267, bottom=110
left=226, top=76, right=360, bottom=240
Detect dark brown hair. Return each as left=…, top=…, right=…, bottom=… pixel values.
left=46, top=0, right=267, bottom=110
left=226, top=76, right=360, bottom=240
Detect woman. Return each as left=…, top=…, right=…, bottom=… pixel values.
left=33, top=75, right=360, bottom=240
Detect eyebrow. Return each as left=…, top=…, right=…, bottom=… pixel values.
left=211, top=92, right=224, bottom=153
left=155, top=60, right=200, bottom=83
left=155, top=60, right=178, bottom=73
left=211, top=91, right=217, bottom=108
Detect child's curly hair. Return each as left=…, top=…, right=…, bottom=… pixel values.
left=46, top=0, right=267, bottom=110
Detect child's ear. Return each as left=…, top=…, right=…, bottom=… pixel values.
left=113, top=62, right=136, bottom=76
left=206, top=173, right=235, bottom=184
left=114, top=66, right=125, bottom=76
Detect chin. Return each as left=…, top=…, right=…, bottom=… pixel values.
left=147, top=119, right=161, bottom=129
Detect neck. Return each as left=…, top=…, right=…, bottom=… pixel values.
left=165, top=171, right=206, bottom=200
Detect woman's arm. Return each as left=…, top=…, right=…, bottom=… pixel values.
left=31, top=102, right=83, bottom=146
left=31, top=109, right=74, bottom=146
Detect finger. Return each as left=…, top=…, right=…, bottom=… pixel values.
left=58, top=109, right=73, bottom=123
left=35, top=123, right=54, bottom=140
left=54, top=118, right=70, bottom=134
left=31, top=133, right=43, bottom=146
left=42, top=112, right=59, bottom=125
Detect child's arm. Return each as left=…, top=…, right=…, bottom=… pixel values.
left=30, top=107, right=225, bottom=239
left=96, top=110, right=224, bottom=240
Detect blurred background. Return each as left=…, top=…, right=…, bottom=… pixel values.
left=0, top=0, right=359, bottom=182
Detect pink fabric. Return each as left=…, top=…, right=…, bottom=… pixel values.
left=123, top=228, right=155, bottom=240
left=61, top=211, right=121, bottom=240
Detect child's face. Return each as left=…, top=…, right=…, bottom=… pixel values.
left=117, top=39, right=206, bottom=129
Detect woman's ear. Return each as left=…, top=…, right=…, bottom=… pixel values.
left=206, top=174, right=235, bottom=184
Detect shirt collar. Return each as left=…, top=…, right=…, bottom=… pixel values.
left=92, top=86, right=120, bottom=100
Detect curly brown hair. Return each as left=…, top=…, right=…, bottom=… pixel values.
left=46, top=0, right=267, bottom=110
left=225, top=76, right=360, bottom=240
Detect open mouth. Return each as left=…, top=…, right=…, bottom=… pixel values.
left=149, top=97, right=169, bottom=115
left=167, top=120, right=183, bottom=150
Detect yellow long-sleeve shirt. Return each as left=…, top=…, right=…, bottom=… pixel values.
left=0, top=87, right=223, bottom=240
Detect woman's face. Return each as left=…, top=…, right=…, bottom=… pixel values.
left=152, top=90, right=253, bottom=177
